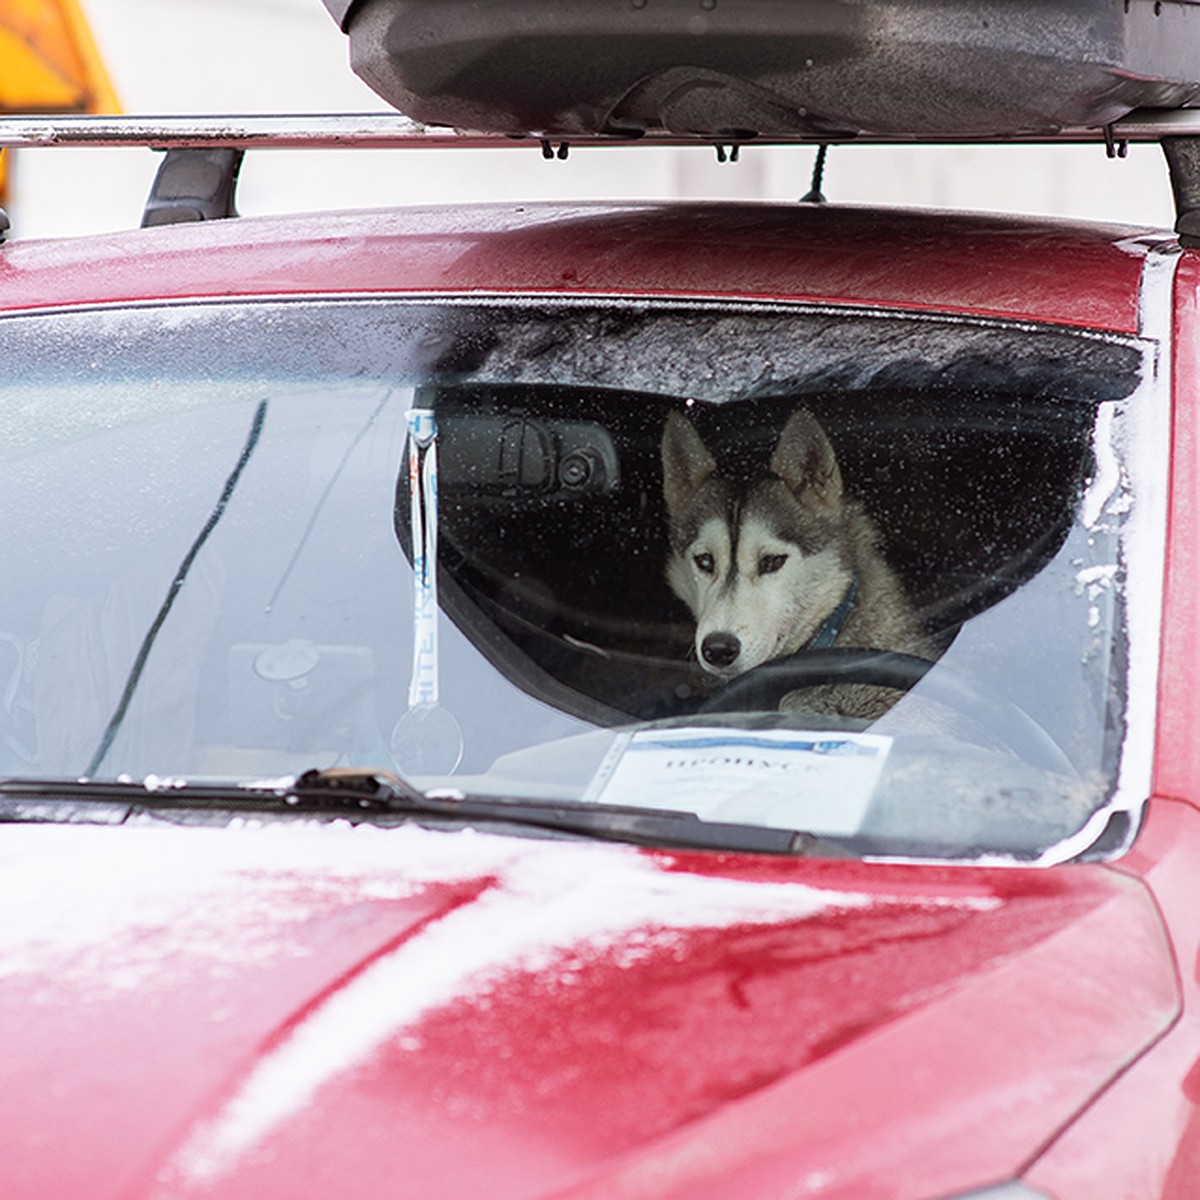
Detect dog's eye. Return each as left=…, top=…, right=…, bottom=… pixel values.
left=758, top=554, right=788, bottom=575
left=693, top=553, right=715, bottom=575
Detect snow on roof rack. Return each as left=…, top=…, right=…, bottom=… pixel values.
left=0, top=113, right=481, bottom=150
left=1, top=109, right=1200, bottom=151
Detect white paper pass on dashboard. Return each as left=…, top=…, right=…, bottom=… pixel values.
left=585, top=727, right=892, bottom=835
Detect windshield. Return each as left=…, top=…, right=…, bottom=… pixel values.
left=0, top=297, right=1158, bottom=861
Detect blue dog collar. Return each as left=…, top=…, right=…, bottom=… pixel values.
left=805, top=572, right=859, bottom=651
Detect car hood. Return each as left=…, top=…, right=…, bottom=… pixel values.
left=0, top=818, right=1177, bottom=1200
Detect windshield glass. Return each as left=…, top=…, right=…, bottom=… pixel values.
left=0, top=297, right=1158, bottom=861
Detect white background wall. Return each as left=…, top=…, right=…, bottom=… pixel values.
left=6, top=0, right=1181, bottom=239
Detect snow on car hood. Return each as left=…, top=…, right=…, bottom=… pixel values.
left=0, top=819, right=1177, bottom=1200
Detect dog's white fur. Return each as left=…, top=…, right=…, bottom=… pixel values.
left=663, top=407, right=933, bottom=715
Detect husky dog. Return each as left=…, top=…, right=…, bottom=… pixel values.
left=662, top=407, right=933, bottom=717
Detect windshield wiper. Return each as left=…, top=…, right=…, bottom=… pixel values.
left=296, top=769, right=843, bottom=854
left=0, top=770, right=847, bottom=857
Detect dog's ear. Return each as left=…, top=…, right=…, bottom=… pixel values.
left=662, top=411, right=717, bottom=517
left=770, top=408, right=843, bottom=509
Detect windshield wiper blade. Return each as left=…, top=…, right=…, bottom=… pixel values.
left=290, top=768, right=844, bottom=855
left=0, top=771, right=845, bottom=856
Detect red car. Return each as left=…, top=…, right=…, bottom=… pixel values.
left=2, top=7, right=1200, bottom=1196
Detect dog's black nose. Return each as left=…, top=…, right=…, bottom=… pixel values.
left=701, top=632, right=741, bottom=669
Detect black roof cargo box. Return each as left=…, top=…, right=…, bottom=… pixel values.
left=324, top=0, right=1200, bottom=139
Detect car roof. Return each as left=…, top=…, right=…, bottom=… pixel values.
left=0, top=200, right=1166, bottom=334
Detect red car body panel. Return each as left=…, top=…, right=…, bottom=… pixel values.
left=1024, top=799, right=1200, bottom=1196
left=0, top=823, right=1181, bottom=1200
left=1155, top=251, right=1200, bottom=804
left=0, top=203, right=1155, bottom=332
left=2, top=201, right=1198, bottom=1198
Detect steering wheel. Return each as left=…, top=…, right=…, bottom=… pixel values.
left=697, top=648, right=1075, bottom=777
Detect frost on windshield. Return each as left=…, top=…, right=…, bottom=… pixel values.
left=427, top=300, right=1140, bottom=405
left=0, top=299, right=1157, bottom=862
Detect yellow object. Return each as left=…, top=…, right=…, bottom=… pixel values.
left=0, top=0, right=119, bottom=112
left=0, top=0, right=120, bottom=202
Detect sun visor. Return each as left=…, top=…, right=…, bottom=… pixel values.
left=329, top=0, right=1200, bottom=138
